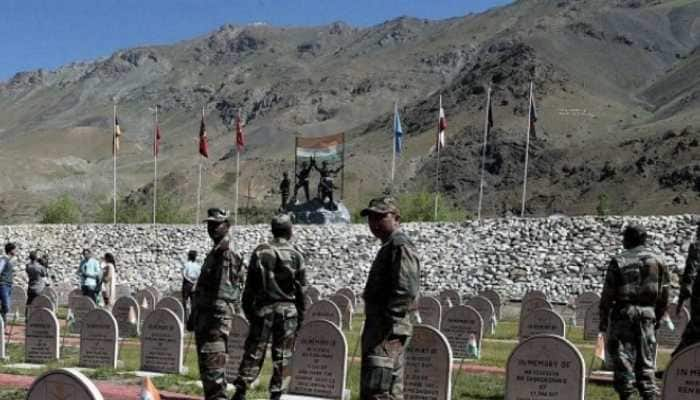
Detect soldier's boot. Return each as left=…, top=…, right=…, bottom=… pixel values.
left=231, top=388, right=246, bottom=400
left=270, top=392, right=282, bottom=400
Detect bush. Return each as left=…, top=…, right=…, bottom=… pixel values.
left=596, top=193, right=609, bottom=216
left=93, top=193, right=192, bottom=224
left=353, top=191, right=469, bottom=223
left=39, top=195, right=81, bottom=223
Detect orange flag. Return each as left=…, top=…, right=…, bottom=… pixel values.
left=595, top=333, right=606, bottom=361
left=139, top=377, right=162, bottom=400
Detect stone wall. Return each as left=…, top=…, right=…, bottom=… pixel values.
left=0, top=215, right=695, bottom=303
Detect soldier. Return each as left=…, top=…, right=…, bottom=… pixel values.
left=0, top=242, right=17, bottom=324
left=293, top=161, right=314, bottom=203
left=314, top=160, right=343, bottom=206
left=674, top=222, right=700, bottom=355
left=360, top=196, right=420, bottom=400
left=232, top=214, right=306, bottom=400
left=190, top=208, right=244, bottom=400
left=279, top=172, right=290, bottom=211
left=599, top=224, right=670, bottom=400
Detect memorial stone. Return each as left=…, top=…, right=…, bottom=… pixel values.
left=225, top=315, right=250, bottom=383
left=283, top=320, right=348, bottom=400
left=505, top=335, right=585, bottom=400
left=140, top=308, right=183, bottom=374
left=441, top=305, right=483, bottom=359
left=520, top=297, right=553, bottom=323
left=10, top=289, right=27, bottom=318
left=146, top=287, right=161, bottom=302
left=328, top=294, right=352, bottom=330
left=307, top=300, right=342, bottom=328
left=79, top=309, right=119, bottom=369
left=583, top=301, right=601, bottom=341
left=26, top=308, right=60, bottom=363
left=156, top=296, right=185, bottom=324
left=658, top=304, right=690, bottom=348
left=336, top=288, right=356, bottom=307
left=307, top=286, right=321, bottom=303
left=417, top=296, right=441, bottom=329
left=662, top=342, right=700, bottom=400
left=115, top=284, right=131, bottom=300
left=467, top=296, right=496, bottom=334
left=113, top=296, right=140, bottom=337
left=404, top=325, right=453, bottom=400
left=574, top=292, right=600, bottom=327
left=522, top=290, right=547, bottom=304
left=479, top=289, right=502, bottom=320
left=519, top=309, right=566, bottom=342
left=30, top=294, right=56, bottom=313
left=439, top=289, right=461, bottom=307
left=41, top=287, right=59, bottom=307
left=27, top=368, right=104, bottom=400
left=70, top=296, right=96, bottom=334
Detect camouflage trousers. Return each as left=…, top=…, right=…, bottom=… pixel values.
left=194, top=300, right=236, bottom=400
left=360, top=325, right=409, bottom=400
left=673, top=317, right=700, bottom=356
left=607, top=306, right=658, bottom=400
left=234, top=303, right=298, bottom=396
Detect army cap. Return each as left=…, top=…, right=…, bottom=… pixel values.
left=204, top=207, right=230, bottom=223
left=271, top=214, right=293, bottom=231
left=360, top=196, right=400, bottom=217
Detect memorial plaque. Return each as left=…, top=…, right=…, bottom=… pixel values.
left=662, top=342, right=700, bottom=400
left=156, top=296, right=185, bottom=324
left=225, top=315, right=250, bottom=383
left=658, top=304, right=690, bottom=348
left=522, top=290, right=547, bottom=304
left=479, top=289, right=502, bottom=320
left=583, top=300, right=601, bottom=341
left=80, top=309, right=119, bottom=368
left=520, top=297, right=553, bottom=323
left=519, top=309, right=566, bottom=342
left=69, top=296, right=96, bottom=334
left=405, top=325, right=452, bottom=400
left=467, top=296, right=496, bottom=334
left=307, top=300, right=342, bottom=328
left=135, top=289, right=156, bottom=325
left=439, top=289, right=461, bottom=307
left=41, top=287, right=59, bottom=307
left=30, top=294, right=56, bottom=313
left=113, top=296, right=140, bottom=337
left=441, top=305, right=483, bottom=359
left=307, top=286, right=321, bottom=303
left=10, top=289, right=27, bottom=318
left=285, top=320, right=347, bottom=400
left=574, top=292, right=600, bottom=327
left=27, top=368, right=104, bottom=400
left=26, top=308, right=60, bottom=363
left=505, top=335, right=585, bottom=400
left=140, top=308, right=183, bottom=374
left=329, top=294, right=353, bottom=330
left=336, top=288, right=357, bottom=307
left=417, top=296, right=441, bottom=329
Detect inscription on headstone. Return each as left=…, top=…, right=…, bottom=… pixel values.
left=405, top=325, right=452, bottom=400
left=479, top=289, right=502, bottom=320
left=519, top=309, right=566, bottom=342
left=574, top=292, right=600, bottom=327
left=30, top=294, right=56, bottom=314
left=156, top=296, right=185, bottom=324
left=441, top=305, right=483, bottom=359
left=27, top=368, right=104, bottom=400
left=662, top=342, right=700, bottom=400
left=307, top=300, right=342, bottom=328
left=225, top=315, right=250, bottom=383
left=519, top=297, right=553, bottom=330
left=80, top=309, right=119, bottom=369
left=417, top=296, right=441, bottom=329
left=658, top=304, right=690, bottom=348
left=328, top=294, right=353, bottom=330
left=113, top=296, right=140, bottom=337
left=69, top=296, right=96, bottom=334
left=26, top=308, right=60, bottom=363
left=140, top=308, right=183, bottom=374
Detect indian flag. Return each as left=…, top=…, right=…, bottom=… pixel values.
left=296, top=133, right=345, bottom=162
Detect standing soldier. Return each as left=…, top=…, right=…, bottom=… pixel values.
left=293, top=160, right=314, bottom=203
left=0, top=243, right=17, bottom=324
left=190, top=208, right=244, bottom=400
left=675, top=221, right=700, bottom=355
left=279, top=172, right=290, bottom=211
left=599, top=224, right=670, bottom=400
left=232, top=214, right=306, bottom=400
left=359, top=196, right=420, bottom=400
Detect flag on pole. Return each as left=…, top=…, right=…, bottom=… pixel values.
left=394, top=104, right=404, bottom=155
left=198, top=111, right=209, bottom=158
left=236, top=111, right=245, bottom=153
left=141, top=297, right=149, bottom=309
left=437, top=96, right=447, bottom=150
left=487, top=91, right=494, bottom=135
left=594, top=333, right=606, bottom=361
left=66, top=309, right=75, bottom=329
left=128, top=306, right=137, bottom=324
left=139, top=377, right=162, bottom=400
left=529, top=87, right=538, bottom=137
left=154, top=122, right=161, bottom=157
left=113, top=114, right=122, bottom=155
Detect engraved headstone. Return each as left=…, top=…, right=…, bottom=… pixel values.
left=307, top=286, right=321, bottom=303
left=574, top=292, right=600, bottom=327
left=439, top=289, right=461, bottom=307
left=140, top=308, right=183, bottom=374
left=79, top=309, right=119, bottom=369
left=328, top=293, right=353, bottom=330
left=10, top=289, right=27, bottom=318
left=69, top=296, right=96, bottom=334
left=658, top=304, right=690, bottom=348
left=41, top=287, right=59, bottom=307
left=30, top=294, right=56, bottom=313
left=283, top=320, right=348, bottom=400
left=135, top=289, right=156, bottom=325
left=26, top=308, right=60, bottom=363
left=519, top=309, right=566, bottom=342
left=505, top=335, right=585, bottom=400
left=662, top=342, right=700, bottom=400
left=479, top=289, right=502, bottom=320
left=336, top=288, right=357, bottom=307
left=520, top=297, right=553, bottom=323
left=156, top=296, right=185, bottom=324
left=441, top=305, right=483, bottom=359
left=467, top=296, right=496, bottom=334
left=115, top=284, right=131, bottom=300
left=417, top=296, right=441, bottom=329
left=522, top=290, right=547, bottom=304
left=307, top=299, right=342, bottom=328
left=146, top=287, right=161, bottom=302
left=583, top=300, right=601, bottom=341
left=27, top=368, right=104, bottom=400
left=225, top=315, right=250, bottom=383
left=113, top=296, right=140, bottom=337
left=405, top=325, right=453, bottom=400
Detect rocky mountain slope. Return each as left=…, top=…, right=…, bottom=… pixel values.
left=1, top=0, right=699, bottom=222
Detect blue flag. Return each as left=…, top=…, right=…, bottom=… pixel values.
left=394, top=106, right=404, bottom=155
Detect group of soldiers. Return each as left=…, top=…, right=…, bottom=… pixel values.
left=189, top=196, right=418, bottom=400
left=189, top=196, right=700, bottom=400
left=279, top=158, right=343, bottom=211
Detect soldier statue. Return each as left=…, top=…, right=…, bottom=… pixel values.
left=293, top=161, right=314, bottom=203
left=599, top=224, right=670, bottom=400
left=675, top=221, right=700, bottom=355
left=314, top=160, right=343, bottom=208
left=279, top=172, right=290, bottom=211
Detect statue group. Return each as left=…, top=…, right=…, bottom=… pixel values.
left=280, top=158, right=343, bottom=211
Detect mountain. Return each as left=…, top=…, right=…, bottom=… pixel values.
left=1, top=0, right=699, bottom=222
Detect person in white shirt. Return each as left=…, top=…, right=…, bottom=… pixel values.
left=181, top=250, right=201, bottom=319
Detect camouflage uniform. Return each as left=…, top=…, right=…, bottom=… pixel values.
left=193, top=234, right=244, bottom=400
left=234, top=233, right=306, bottom=399
left=674, top=235, right=700, bottom=355
left=599, top=241, right=670, bottom=400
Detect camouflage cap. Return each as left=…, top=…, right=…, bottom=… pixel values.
left=271, top=214, right=293, bottom=231
left=360, top=196, right=400, bottom=217
left=203, top=207, right=230, bottom=223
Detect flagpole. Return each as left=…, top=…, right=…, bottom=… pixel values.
left=196, top=160, right=202, bottom=224
left=153, top=105, right=158, bottom=226
left=113, top=103, right=117, bottom=224
left=433, top=95, right=442, bottom=221
left=391, top=101, right=397, bottom=189
left=477, top=87, right=491, bottom=222
left=521, top=82, right=533, bottom=218
left=234, top=150, right=240, bottom=226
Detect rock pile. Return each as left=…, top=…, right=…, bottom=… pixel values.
left=0, top=215, right=695, bottom=303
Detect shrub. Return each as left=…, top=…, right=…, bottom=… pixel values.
left=39, top=195, right=81, bottom=224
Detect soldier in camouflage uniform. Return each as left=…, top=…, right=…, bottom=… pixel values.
left=599, top=224, right=670, bottom=400
left=360, top=196, right=420, bottom=400
left=674, top=222, right=700, bottom=355
left=190, top=208, right=244, bottom=400
left=232, top=214, right=306, bottom=400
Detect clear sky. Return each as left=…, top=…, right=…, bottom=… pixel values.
left=0, top=0, right=512, bottom=80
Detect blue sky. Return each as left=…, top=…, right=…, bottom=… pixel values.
left=0, top=0, right=511, bottom=80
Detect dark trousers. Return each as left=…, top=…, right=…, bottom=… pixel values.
left=0, top=284, right=11, bottom=323
left=360, top=321, right=408, bottom=400
left=294, top=181, right=309, bottom=202
left=608, top=308, right=657, bottom=400
left=81, top=286, right=98, bottom=304
left=182, top=280, right=194, bottom=320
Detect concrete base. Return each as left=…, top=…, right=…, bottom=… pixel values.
left=5, top=363, right=43, bottom=370
left=281, top=389, right=351, bottom=400
left=132, top=366, right=189, bottom=377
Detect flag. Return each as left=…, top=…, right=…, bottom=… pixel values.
left=113, top=114, right=122, bottom=155
left=199, top=112, right=209, bottom=158
left=295, top=133, right=344, bottom=161
left=467, top=333, right=480, bottom=359
left=128, top=306, right=137, bottom=324
left=154, top=122, right=161, bottom=157
left=393, top=104, right=403, bottom=155
left=437, top=96, right=447, bottom=150
left=487, top=90, right=494, bottom=135
left=528, top=85, right=538, bottom=137
left=66, top=309, right=75, bottom=328
left=141, top=297, right=149, bottom=309
left=594, top=333, right=606, bottom=361
left=236, top=111, right=245, bottom=153
left=139, top=377, right=162, bottom=400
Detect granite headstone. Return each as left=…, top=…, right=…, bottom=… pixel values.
left=27, top=368, right=103, bottom=400
left=662, top=342, right=700, bottom=400
left=113, top=296, right=140, bottom=337
left=140, top=308, right=183, bottom=374
left=156, top=296, right=185, bottom=324
left=404, top=325, right=453, bottom=400
left=441, top=305, right=483, bottom=359
left=307, top=299, right=342, bottom=328
left=417, top=296, right=441, bottom=330
left=519, top=308, right=566, bottom=342
left=25, top=307, right=60, bottom=363
left=225, top=315, right=250, bottom=383
left=79, top=309, right=119, bottom=369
